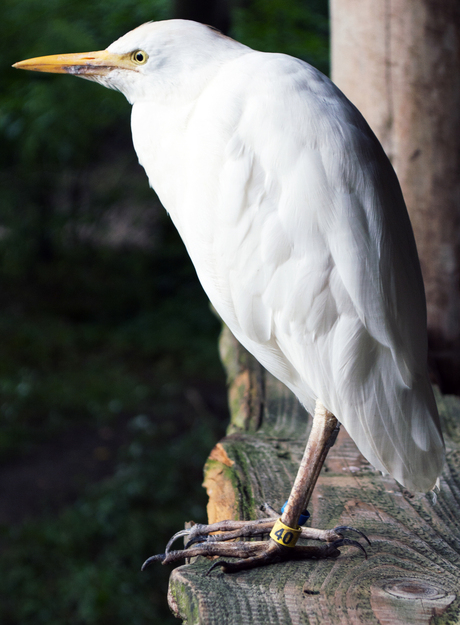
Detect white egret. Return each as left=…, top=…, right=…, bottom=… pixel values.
left=14, top=19, right=445, bottom=573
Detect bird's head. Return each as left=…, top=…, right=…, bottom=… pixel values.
left=13, top=20, right=245, bottom=104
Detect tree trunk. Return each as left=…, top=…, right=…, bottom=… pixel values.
left=330, top=0, right=460, bottom=393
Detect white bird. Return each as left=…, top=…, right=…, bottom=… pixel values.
left=14, top=19, right=445, bottom=572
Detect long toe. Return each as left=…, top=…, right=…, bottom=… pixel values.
left=204, top=540, right=349, bottom=575
left=206, top=547, right=283, bottom=575
left=144, top=519, right=369, bottom=573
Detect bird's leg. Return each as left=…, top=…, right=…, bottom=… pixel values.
left=280, top=399, right=340, bottom=528
left=143, top=400, right=368, bottom=573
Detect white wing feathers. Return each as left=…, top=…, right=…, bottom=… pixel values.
left=135, top=49, right=445, bottom=492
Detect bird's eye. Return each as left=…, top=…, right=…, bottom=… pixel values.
left=131, top=50, right=148, bottom=65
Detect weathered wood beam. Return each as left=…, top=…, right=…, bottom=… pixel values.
left=167, top=328, right=460, bottom=624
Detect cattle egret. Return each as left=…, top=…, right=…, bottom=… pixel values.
left=14, top=19, right=445, bottom=573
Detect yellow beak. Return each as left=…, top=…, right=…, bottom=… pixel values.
left=13, top=50, right=132, bottom=75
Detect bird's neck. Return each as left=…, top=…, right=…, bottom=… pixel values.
left=131, top=99, right=196, bottom=221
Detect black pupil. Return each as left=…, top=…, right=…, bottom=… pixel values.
left=136, top=52, right=144, bottom=62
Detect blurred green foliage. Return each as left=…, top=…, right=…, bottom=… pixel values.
left=234, top=0, right=329, bottom=73
left=0, top=0, right=328, bottom=623
left=1, top=0, right=173, bottom=274
left=1, top=406, right=224, bottom=624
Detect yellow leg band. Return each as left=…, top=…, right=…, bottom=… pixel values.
left=270, top=518, right=301, bottom=548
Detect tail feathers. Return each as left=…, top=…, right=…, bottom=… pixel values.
left=332, top=362, right=445, bottom=493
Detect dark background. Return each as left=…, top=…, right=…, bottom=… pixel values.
left=0, top=0, right=328, bottom=623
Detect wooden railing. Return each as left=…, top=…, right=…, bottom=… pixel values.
left=167, top=327, right=460, bottom=624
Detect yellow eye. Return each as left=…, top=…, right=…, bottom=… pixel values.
left=131, top=50, right=148, bottom=65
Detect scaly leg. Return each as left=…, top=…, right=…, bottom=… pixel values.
left=142, top=400, right=369, bottom=573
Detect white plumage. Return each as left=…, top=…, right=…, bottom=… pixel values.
left=15, top=20, right=445, bottom=493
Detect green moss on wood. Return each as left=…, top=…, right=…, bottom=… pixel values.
left=168, top=334, right=460, bottom=624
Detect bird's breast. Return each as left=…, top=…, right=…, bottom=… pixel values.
left=131, top=100, right=197, bottom=222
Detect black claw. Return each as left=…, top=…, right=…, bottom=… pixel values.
left=333, top=525, right=371, bottom=546
left=205, top=560, right=228, bottom=576
left=165, top=528, right=193, bottom=554
left=141, top=553, right=166, bottom=570
left=332, top=538, right=368, bottom=559
left=185, top=534, right=208, bottom=549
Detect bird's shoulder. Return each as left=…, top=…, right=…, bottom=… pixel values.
left=201, top=49, right=380, bottom=182
left=218, top=50, right=337, bottom=99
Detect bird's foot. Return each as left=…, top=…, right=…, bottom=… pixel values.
left=141, top=504, right=370, bottom=574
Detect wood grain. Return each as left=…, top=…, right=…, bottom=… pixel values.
left=167, top=328, right=460, bottom=624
